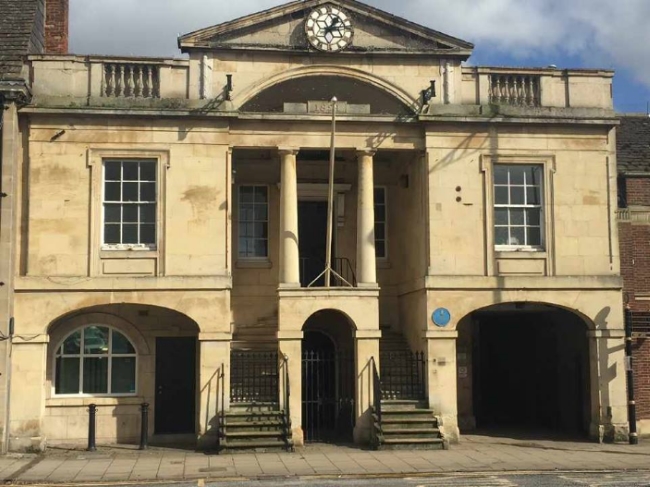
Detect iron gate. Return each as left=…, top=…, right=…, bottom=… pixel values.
left=230, top=351, right=279, bottom=403
left=302, top=350, right=355, bottom=442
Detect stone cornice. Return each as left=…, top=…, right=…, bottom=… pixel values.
left=0, top=79, right=32, bottom=105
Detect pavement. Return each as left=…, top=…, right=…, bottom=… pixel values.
left=0, top=434, right=648, bottom=484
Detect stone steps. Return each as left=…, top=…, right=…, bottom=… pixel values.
left=220, top=402, right=293, bottom=453
left=372, top=400, right=446, bottom=451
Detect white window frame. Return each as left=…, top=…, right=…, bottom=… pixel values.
left=101, top=158, right=158, bottom=251
left=53, top=325, right=138, bottom=398
left=374, top=186, right=388, bottom=259
left=493, top=163, right=545, bottom=252
left=237, top=185, right=270, bottom=259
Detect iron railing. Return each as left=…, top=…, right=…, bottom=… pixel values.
left=379, top=351, right=426, bottom=400
left=299, top=256, right=357, bottom=287
left=489, top=74, right=541, bottom=107
left=230, top=351, right=279, bottom=403
left=302, top=350, right=355, bottom=442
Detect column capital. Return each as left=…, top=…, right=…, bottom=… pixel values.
left=278, top=147, right=300, bottom=156
left=356, top=149, right=377, bottom=158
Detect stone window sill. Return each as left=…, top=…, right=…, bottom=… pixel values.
left=46, top=396, right=144, bottom=408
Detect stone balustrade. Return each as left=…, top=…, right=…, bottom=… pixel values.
left=103, top=63, right=160, bottom=98
left=489, top=73, right=540, bottom=107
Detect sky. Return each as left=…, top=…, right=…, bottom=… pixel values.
left=69, top=0, right=650, bottom=113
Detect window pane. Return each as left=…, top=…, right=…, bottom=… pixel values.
left=374, top=188, right=385, bottom=204
left=494, top=165, right=509, bottom=185
left=246, top=223, right=255, bottom=238
left=85, top=326, right=109, bottom=354
left=104, top=224, right=120, bottom=244
left=509, top=166, right=525, bottom=185
left=140, top=162, right=156, bottom=181
left=105, top=204, right=121, bottom=223
left=123, top=205, right=138, bottom=223
left=105, top=182, right=121, bottom=202
left=495, top=208, right=508, bottom=225
left=140, top=183, right=156, bottom=202
left=526, top=209, right=541, bottom=226
left=375, top=205, right=386, bottom=222
left=83, top=357, right=108, bottom=393
left=254, top=239, right=268, bottom=257
left=254, top=205, right=267, bottom=221
left=510, top=209, right=524, bottom=225
left=239, top=238, right=250, bottom=257
left=123, top=182, right=138, bottom=202
left=240, top=204, right=254, bottom=221
left=112, top=330, right=135, bottom=354
left=140, top=204, right=156, bottom=223
left=122, top=224, right=138, bottom=244
left=140, top=224, right=156, bottom=244
left=61, top=331, right=81, bottom=355
left=254, top=187, right=268, bottom=203
left=526, top=187, right=541, bottom=205
left=375, top=223, right=385, bottom=240
left=255, top=223, right=268, bottom=239
left=123, top=161, right=139, bottom=181
left=105, top=162, right=121, bottom=181
left=527, top=166, right=542, bottom=186
left=111, top=357, right=136, bottom=394
left=510, top=187, right=525, bottom=205
left=55, top=357, right=80, bottom=394
left=510, top=227, right=525, bottom=246
left=240, top=187, right=254, bottom=203
left=495, top=227, right=509, bottom=245
left=376, top=240, right=386, bottom=258
left=527, top=227, right=542, bottom=246
left=495, top=186, right=508, bottom=205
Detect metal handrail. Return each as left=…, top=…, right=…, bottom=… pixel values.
left=219, top=366, right=225, bottom=450
left=370, top=357, right=382, bottom=449
left=282, top=354, right=292, bottom=448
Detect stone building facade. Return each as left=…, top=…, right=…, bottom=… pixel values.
left=1, top=0, right=631, bottom=451
left=617, top=115, right=650, bottom=437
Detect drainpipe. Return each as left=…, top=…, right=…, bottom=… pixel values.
left=624, top=306, right=639, bottom=445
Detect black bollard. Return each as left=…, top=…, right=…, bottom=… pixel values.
left=87, top=404, right=97, bottom=452
left=625, top=308, right=639, bottom=445
left=139, top=403, right=149, bottom=450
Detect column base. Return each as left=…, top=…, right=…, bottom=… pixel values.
left=291, top=426, right=304, bottom=447
left=589, top=421, right=630, bottom=443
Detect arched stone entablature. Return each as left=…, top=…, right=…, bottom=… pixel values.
left=425, top=289, right=624, bottom=333
left=235, top=65, right=417, bottom=112
left=14, top=290, right=228, bottom=336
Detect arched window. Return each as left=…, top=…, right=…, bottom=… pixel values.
left=55, top=326, right=137, bottom=395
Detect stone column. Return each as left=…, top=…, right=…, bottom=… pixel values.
left=279, top=148, right=300, bottom=286
left=278, top=331, right=304, bottom=446
left=356, top=150, right=377, bottom=286
left=588, top=329, right=630, bottom=443
left=426, top=330, right=459, bottom=443
left=353, top=329, right=381, bottom=444
left=197, top=333, right=231, bottom=450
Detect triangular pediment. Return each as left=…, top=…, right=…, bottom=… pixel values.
left=179, top=0, right=473, bottom=57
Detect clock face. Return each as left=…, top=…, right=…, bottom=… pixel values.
left=305, top=5, right=354, bottom=52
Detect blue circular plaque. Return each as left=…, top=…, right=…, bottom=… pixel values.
left=432, top=308, right=451, bottom=327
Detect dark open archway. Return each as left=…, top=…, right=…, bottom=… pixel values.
left=456, top=302, right=592, bottom=439
left=302, top=309, right=355, bottom=443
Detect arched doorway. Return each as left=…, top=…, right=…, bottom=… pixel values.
left=302, top=310, right=355, bottom=442
left=456, top=303, right=591, bottom=438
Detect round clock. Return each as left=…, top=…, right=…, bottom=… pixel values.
left=305, top=4, right=354, bottom=52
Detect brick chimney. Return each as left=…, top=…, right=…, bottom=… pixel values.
left=45, top=0, right=69, bottom=54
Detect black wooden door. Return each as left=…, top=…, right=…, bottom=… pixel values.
left=298, top=201, right=329, bottom=287
left=155, top=337, right=196, bottom=434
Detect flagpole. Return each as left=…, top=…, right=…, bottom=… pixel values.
left=324, top=97, right=337, bottom=287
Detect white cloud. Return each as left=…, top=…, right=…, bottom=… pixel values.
left=70, top=0, right=650, bottom=86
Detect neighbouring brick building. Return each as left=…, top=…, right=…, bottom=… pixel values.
left=617, top=114, right=650, bottom=436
